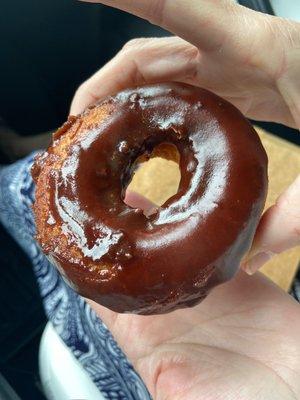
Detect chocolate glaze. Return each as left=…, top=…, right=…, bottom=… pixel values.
left=32, top=83, right=268, bottom=314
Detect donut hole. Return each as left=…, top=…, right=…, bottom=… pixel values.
left=124, top=142, right=181, bottom=216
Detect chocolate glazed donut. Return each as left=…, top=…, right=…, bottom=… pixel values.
left=32, top=83, right=268, bottom=314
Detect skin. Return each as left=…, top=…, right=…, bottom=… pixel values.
left=87, top=272, right=300, bottom=400
left=70, top=1, right=300, bottom=398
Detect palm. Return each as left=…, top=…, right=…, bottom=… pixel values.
left=88, top=272, right=300, bottom=399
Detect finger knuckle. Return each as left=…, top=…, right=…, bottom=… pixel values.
left=183, top=46, right=201, bottom=80
left=148, top=0, right=167, bottom=26
left=75, top=81, right=89, bottom=97
left=122, top=38, right=151, bottom=52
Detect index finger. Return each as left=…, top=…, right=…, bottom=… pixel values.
left=81, top=0, right=240, bottom=50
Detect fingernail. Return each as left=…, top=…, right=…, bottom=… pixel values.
left=242, top=251, right=275, bottom=275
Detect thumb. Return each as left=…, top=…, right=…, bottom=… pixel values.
left=242, top=175, right=300, bottom=275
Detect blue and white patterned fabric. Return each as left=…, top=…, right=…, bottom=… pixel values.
left=0, top=153, right=151, bottom=400
left=0, top=154, right=299, bottom=399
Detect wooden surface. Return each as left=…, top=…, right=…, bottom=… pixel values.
left=128, top=127, right=300, bottom=292
left=256, top=128, right=300, bottom=291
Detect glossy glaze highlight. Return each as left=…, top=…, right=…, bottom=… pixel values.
left=32, top=83, right=268, bottom=314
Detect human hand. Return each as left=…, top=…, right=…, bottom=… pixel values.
left=87, top=271, right=300, bottom=399
left=71, top=0, right=300, bottom=274
left=69, top=2, right=300, bottom=398
left=73, top=0, right=300, bottom=128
